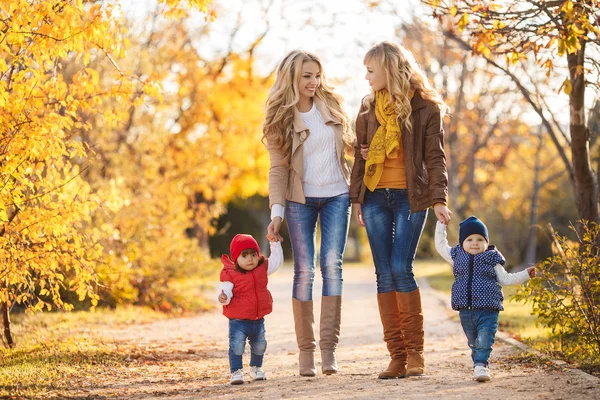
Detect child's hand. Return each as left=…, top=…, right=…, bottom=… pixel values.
left=218, top=290, right=228, bottom=304
left=527, top=267, right=536, bottom=278
left=266, top=233, right=281, bottom=243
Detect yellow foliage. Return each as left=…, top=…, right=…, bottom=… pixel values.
left=562, top=77, right=573, bottom=95
left=432, top=0, right=591, bottom=74
left=77, top=14, right=269, bottom=307
left=0, top=0, right=215, bottom=318
left=0, top=0, right=129, bottom=313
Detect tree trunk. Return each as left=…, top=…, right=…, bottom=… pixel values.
left=525, top=133, right=543, bottom=266
left=1, top=302, right=14, bottom=348
left=568, top=41, right=599, bottom=226
left=447, top=55, right=468, bottom=214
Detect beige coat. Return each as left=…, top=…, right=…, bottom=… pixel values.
left=266, top=98, right=352, bottom=208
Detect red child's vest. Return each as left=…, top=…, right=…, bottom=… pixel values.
left=220, top=255, right=273, bottom=320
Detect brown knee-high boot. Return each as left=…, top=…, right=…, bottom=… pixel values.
left=377, top=292, right=407, bottom=379
left=319, top=295, right=342, bottom=374
left=396, top=289, right=425, bottom=376
left=292, top=298, right=317, bottom=376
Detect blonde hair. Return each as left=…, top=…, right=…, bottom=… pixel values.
left=362, top=41, right=449, bottom=133
left=262, top=50, right=354, bottom=166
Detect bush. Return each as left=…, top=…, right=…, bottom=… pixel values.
left=513, top=221, right=600, bottom=366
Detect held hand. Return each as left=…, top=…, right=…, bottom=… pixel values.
left=266, top=232, right=281, bottom=242
left=267, top=217, right=284, bottom=242
left=360, top=144, right=369, bottom=160
left=218, top=290, right=228, bottom=304
left=527, top=267, right=536, bottom=278
left=433, top=203, right=452, bottom=225
left=353, top=203, right=365, bottom=227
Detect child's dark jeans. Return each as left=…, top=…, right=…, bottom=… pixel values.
left=459, top=309, right=499, bottom=367
left=228, top=318, right=267, bottom=373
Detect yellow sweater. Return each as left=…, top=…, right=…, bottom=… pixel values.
left=376, top=144, right=407, bottom=189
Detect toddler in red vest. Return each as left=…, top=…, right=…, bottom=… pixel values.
left=217, top=233, right=283, bottom=385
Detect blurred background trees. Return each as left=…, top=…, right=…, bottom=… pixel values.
left=1, top=0, right=598, bottom=351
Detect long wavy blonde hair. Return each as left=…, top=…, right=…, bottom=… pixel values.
left=262, top=50, right=354, bottom=166
left=362, top=41, right=449, bottom=133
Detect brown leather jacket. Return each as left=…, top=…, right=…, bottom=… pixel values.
left=349, top=91, right=448, bottom=212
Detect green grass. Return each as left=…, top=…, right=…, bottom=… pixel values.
left=0, top=264, right=222, bottom=399
left=414, top=259, right=552, bottom=344
left=414, top=260, right=454, bottom=294
left=0, top=306, right=165, bottom=399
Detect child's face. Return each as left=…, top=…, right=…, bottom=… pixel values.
left=365, top=59, right=387, bottom=92
left=462, top=234, right=488, bottom=255
left=237, top=249, right=259, bottom=271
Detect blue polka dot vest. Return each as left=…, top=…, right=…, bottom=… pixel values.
left=450, top=245, right=505, bottom=311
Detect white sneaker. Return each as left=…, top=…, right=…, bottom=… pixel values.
left=249, top=366, right=267, bottom=381
left=230, top=369, right=244, bottom=385
left=473, top=365, right=491, bottom=382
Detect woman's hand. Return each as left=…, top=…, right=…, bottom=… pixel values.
left=360, top=144, right=369, bottom=160
left=433, top=203, right=452, bottom=225
left=353, top=203, right=365, bottom=227
left=267, top=217, right=284, bottom=242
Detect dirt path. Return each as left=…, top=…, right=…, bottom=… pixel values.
left=86, top=266, right=599, bottom=400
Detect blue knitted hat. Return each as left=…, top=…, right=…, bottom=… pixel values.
left=459, top=216, right=489, bottom=246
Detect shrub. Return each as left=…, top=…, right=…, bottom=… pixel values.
left=513, top=221, right=600, bottom=366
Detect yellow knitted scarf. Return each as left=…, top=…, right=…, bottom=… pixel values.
left=364, top=90, right=401, bottom=191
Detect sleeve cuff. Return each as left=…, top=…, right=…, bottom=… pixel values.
left=271, top=204, right=285, bottom=220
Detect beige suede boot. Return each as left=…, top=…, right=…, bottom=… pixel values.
left=292, top=298, right=317, bottom=376
left=319, top=295, right=342, bottom=374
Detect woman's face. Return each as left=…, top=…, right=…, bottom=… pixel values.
left=298, top=61, right=321, bottom=101
left=365, top=58, right=387, bottom=92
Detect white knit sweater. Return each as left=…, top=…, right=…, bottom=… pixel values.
left=300, top=102, right=348, bottom=198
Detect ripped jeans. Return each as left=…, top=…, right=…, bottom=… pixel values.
left=459, top=309, right=499, bottom=367
left=228, top=318, right=267, bottom=372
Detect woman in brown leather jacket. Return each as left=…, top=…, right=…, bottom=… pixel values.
left=350, top=41, right=452, bottom=379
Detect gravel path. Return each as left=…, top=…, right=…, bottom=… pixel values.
left=91, top=265, right=600, bottom=400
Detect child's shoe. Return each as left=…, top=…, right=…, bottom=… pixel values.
left=249, top=366, right=267, bottom=381
left=230, top=369, right=244, bottom=385
left=473, top=365, right=491, bottom=382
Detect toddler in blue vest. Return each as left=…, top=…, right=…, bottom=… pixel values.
left=434, top=216, right=536, bottom=382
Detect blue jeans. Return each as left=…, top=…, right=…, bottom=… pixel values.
left=361, top=189, right=427, bottom=293
left=286, top=193, right=351, bottom=301
left=228, top=318, right=267, bottom=373
left=459, top=309, right=499, bottom=367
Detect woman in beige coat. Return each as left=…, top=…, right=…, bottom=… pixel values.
left=262, top=50, right=355, bottom=376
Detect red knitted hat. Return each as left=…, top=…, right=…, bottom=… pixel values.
left=230, top=234, right=261, bottom=262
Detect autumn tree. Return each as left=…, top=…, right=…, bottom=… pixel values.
left=388, top=21, right=548, bottom=260
left=77, top=6, right=271, bottom=307
left=0, top=0, right=211, bottom=347
left=403, top=23, right=527, bottom=217
left=423, top=0, right=600, bottom=226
